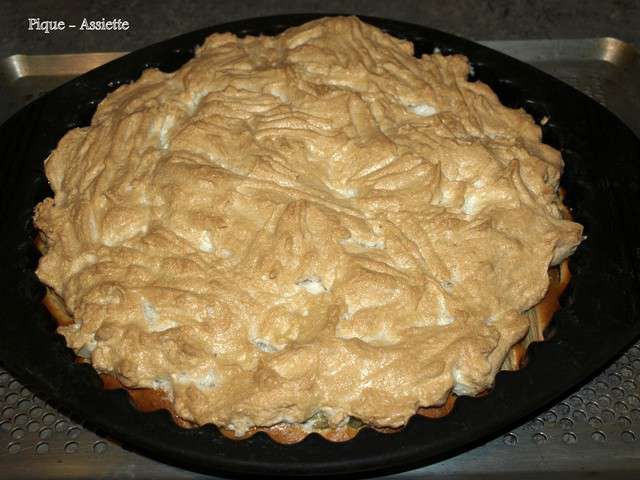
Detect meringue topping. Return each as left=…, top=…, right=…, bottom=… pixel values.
left=34, top=16, right=583, bottom=434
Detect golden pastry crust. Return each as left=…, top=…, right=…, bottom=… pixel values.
left=33, top=16, right=583, bottom=438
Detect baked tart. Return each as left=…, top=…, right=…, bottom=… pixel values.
left=33, top=16, right=583, bottom=443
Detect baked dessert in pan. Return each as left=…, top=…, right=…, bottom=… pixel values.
left=33, top=16, right=583, bottom=443
left=38, top=257, right=571, bottom=443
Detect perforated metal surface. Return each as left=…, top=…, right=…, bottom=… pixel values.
left=0, top=371, right=108, bottom=457
left=1, top=38, right=639, bottom=478
left=501, top=345, right=640, bottom=446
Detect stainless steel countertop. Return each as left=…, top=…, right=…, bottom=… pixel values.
left=2, top=1, right=639, bottom=59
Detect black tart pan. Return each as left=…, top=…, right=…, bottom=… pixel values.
left=0, top=14, right=639, bottom=479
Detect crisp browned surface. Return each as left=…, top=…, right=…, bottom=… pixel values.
left=32, top=16, right=577, bottom=442
left=33, top=16, right=583, bottom=434
left=40, top=259, right=569, bottom=444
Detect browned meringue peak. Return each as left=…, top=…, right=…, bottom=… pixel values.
left=34, top=16, right=583, bottom=435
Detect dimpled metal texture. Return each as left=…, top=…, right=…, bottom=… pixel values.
left=500, top=344, right=640, bottom=448
left=0, top=370, right=108, bottom=458
left=0, top=36, right=639, bottom=477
